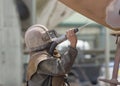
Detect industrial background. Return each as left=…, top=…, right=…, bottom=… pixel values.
left=0, top=0, right=118, bottom=86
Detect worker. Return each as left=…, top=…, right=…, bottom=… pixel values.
left=25, top=24, right=78, bottom=86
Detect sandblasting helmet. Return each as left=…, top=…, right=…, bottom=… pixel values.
left=25, top=24, right=58, bottom=52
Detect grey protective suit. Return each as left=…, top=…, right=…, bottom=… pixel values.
left=26, top=46, right=78, bottom=86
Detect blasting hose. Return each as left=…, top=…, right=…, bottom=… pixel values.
left=49, top=28, right=78, bottom=55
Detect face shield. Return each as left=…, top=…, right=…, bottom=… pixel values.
left=42, top=30, right=58, bottom=42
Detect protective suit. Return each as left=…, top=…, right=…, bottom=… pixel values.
left=25, top=24, right=78, bottom=86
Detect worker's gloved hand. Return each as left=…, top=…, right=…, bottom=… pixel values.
left=66, top=29, right=77, bottom=48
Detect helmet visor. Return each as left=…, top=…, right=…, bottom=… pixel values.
left=42, top=30, right=58, bottom=41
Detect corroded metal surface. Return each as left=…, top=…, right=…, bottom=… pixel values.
left=59, top=0, right=120, bottom=31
